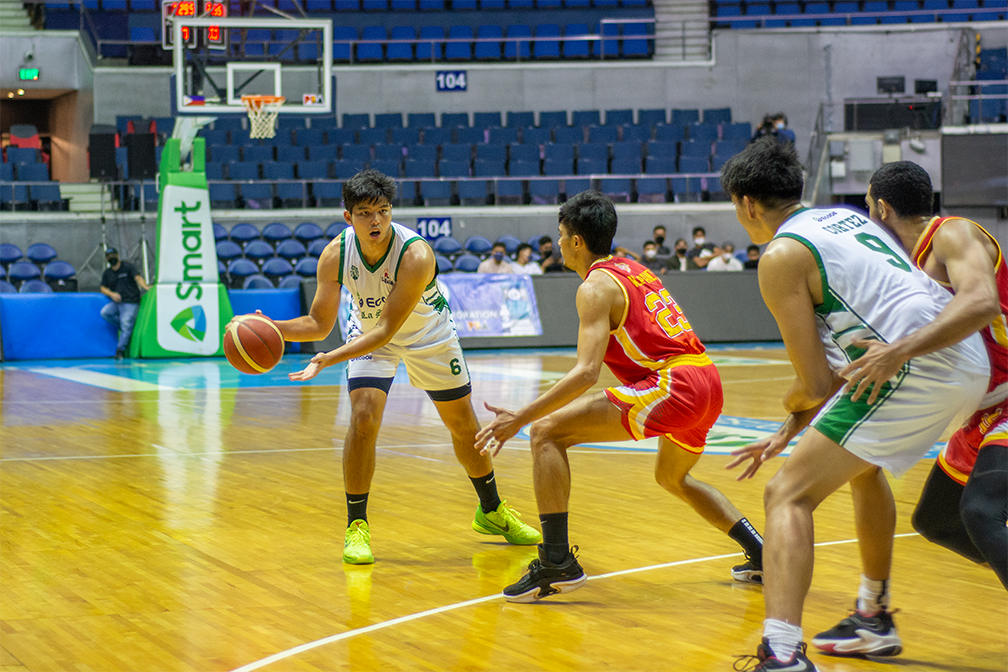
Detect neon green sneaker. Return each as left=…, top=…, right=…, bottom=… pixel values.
left=343, top=519, right=374, bottom=564
left=472, top=501, right=542, bottom=545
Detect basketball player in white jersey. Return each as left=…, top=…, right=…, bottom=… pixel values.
left=275, top=169, right=540, bottom=565
left=719, top=140, right=989, bottom=672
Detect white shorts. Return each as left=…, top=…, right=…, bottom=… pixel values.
left=813, top=353, right=988, bottom=478
left=346, top=335, right=472, bottom=401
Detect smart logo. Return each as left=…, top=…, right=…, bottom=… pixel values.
left=170, top=305, right=207, bottom=341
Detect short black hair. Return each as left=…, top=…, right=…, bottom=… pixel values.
left=538, top=235, right=553, bottom=247
left=720, top=137, right=804, bottom=208
left=692, top=226, right=706, bottom=237
left=557, top=190, right=617, bottom=256
left=643, top=240, right=657, bottom=248
left=653, top=224, right=666, bottom=233
left=492, top=240, right=507, bottom=251
left=343, top=169, right=397, bottom=214
left=868, top=161, right=934, bottom=219
left=747, top=244, right=760, bottom=253
left=675, top=238, right=687, bottom=246
left=516, top=242, right=532, bottom=256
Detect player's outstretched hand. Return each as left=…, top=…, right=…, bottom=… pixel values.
left=839, top=337, right=906, bottom=405
left=227, top=309, right=264, bottom=329
left=726, top=433, right=789, bottom=481
left=475, top=401, right=522, bottom=456
left=288, top=352, right=332, bottom=382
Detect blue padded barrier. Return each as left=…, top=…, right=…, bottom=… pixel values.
left=227, top=288, right=302, bottom=353
left=0, top=293, right=118, bottom=360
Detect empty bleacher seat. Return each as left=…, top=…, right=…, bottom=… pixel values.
left=476, top=25, right=503, bottom=60
left=296, top=257, right=320, bottom=277
left=417, top=25, right=445, bottom=60
left=505, top=25, right=531, bottom=59
left=446, top=25, right=474, bottom=61
left=43, top=260, right=77, bottom=292
left=563, top=23, right=592, bottom=59
left=539, top=110, right=568, bottom=127
left=306, top=240, right=327, bottom=260
left=25, top=243, right=58, bottom=265
left=293, top=222, right=324, bottom=242
left=454, top=254, right=481, bottom=273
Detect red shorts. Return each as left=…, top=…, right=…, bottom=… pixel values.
left=604, top=361, right=723, bottom=453
left=939, top=402, right=1008, bottom=485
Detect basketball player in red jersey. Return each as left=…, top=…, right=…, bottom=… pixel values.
left=839, top=161, right=1006, bottom=594
left=474, top=190, right=765, bottom=601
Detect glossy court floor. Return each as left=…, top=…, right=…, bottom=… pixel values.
left=1, top=346, right=1005, bottom=672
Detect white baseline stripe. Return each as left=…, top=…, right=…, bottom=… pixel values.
left=0, top=443, right=456, bottom=463
left=229, top=533, right=920, bottom=672
left=26, top=367, right=172, bottom=392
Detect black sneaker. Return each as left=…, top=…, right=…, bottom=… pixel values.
left=731, top=552, right=763, bottom=584
left=114, top=349, right=125, bottom=360
left=734, top=638, right=818, bottom=671
left=502, top=544, right=586, bottom=603
left=811, top=606, right=902, bottom=656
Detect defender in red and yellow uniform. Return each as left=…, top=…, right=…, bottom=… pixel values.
left=912, top=215, right=1008, bottom=484
left=476, top=191, right=765, bottom=603
left=587, top=256, right=724, bottom=451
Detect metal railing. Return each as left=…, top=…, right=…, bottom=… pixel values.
left=948, top=79, right=1008, bottom=125
left=711, top=6, right=1006, bottom=27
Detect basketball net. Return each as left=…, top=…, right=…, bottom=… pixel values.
left=241, top=95, right=285, bottom=139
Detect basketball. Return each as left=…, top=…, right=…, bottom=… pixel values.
left=223, top=314, right=284, bottom=374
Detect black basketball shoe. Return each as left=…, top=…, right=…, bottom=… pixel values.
left=731, top=552, right=763, bottom=584
left=502, top=544, right=586, bottom=603
left=811, top=606, right=902, bottom=656
left=734, top=638, right=818, bottom=671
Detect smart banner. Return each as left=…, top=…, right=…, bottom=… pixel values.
left=439, top=274, right=542, bottom=337
left=130, top=138, right=234, bottom=358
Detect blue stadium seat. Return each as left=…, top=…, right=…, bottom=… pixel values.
left=314, top=181, right=343, bottom=206
left=209, top=183, right=236, bottom=208
left=543, top=157, right=573, bottom=176
left=577, top=158, right=606, bottom=175
left=375, top=112, right=403, bottom=128
left=16, top=163, right=49, bottom=181
left=43, top=260, right=76, bottom=283
left=636, top=176, right=668, bottom=203
left=534, top=24, right=561, bottom=59
left=358, top=26, right=386, bottom=62
left=433, top=236, right=463, bottom=257
left=298, top=160, right=330, bottom=180
left=671, top=109, right=700, bottom=126
left=621, top=23, right=649, bottom=58
left=279, top=275, right=303, bottom=289
left=688, top=124, right=719, bottom=144
left=376, top=144, right=405, bottom=162
left=213, top=223, right=228, bottom=242
left=229, top=222, right=261, bottom=243
left=371, top=159, right=403, bottom=177
left=262, top=222, right=293, bottom=243
left=476, top=144, right=507, bottom=161
left=278, top=146, right=306, bottom=164
left=435, top=254, right=454, bottom=274
left=442, top=112, right=470, bottom=128
left=8, top=261, right=42, bottom=284
left=588, top=125, right=619, bottom=143
left=544, top=143, right=575, bottom=163
left=645, top=156, right=676, bottom=174
left=31, top=184, right=64, bottom=210
left=292, top=222, right=324, bottom=243
left=522, top=127, right=551, bottom=145
left=539, top=110, right=568, bottom=128
left=420, top=179, right=452, bottom=204
left=612, top=142, right=642, bottom=162
left=474, top=111, right=503, bottom=128
left=326, top=222, right=348, bottom=238
left=244, top=240, right=275, bottom=264
left=577, top=143, right=608, bottom=163
left=0, top=243, right=23, bottom=268
left=605, top=109, right=633, bottom=126
left=416, top=26, right=444, bottom=60
left=703, top=108, right=732, bottom=125
left=600, top=22, right=619, bottom=58
left=554, top=126, right=584, bottom=144
left=464, top=235, right=493, bottom=256
left=19, top=279, right=52, bottom=294
left=307, top=239, right=329, bottom=258
left=572, top=110, right=601, bottom=127
left=680, top=140, right=712, bottom=158
left=621, top=125, right=651, bottom=143
left=455, top=127, right=485, bottom=144
left=563, top=23, right=591, bottom=58
left=490, top=127, right=519, bottom=144
left=476, top=25, right=503, bottom=60
left=508, top=111, right=535, bottom=128
left=454, top=254, right=481, bottom=272
left=679, top=155, right=710, bottom=172
left=243, top=274, right=274, bottom=289
left=25, top=243, right=57, bottom=265
left=243, top=145, right=274, bottom=164
left=359, top=127, right=390, bottom=145
left=655, top=124, right=686, bottom=142
left=505, top=25, right=531, bottom=59
left=447, top=25, right=474, bottom=61
left=638, top=108, right=667, bottom=127
left=510, top=144, right=539, bottom=163
left=262, top=257, right=295, bottom=283
left=441, top=144, right=473, bottom=162
left=216, top=240, right=243, bottom=261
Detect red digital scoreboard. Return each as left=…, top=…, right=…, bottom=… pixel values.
left=162, top=0, right=227, bottom=50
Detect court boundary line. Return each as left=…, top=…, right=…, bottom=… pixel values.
left=229, top=533, right=920, bottom=672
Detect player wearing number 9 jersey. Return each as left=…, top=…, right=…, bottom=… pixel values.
left=476, top=190, right=767, bottom=604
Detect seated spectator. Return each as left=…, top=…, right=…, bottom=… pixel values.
left=706, top=241, right=744, bottom=271
left=752, top=112, right=795, bottom=146
left=743, top=244, right=761, bottom=269
left=639, top=240, right=666, bottom=273
left=512, top=243, right=542, bottom=274
left=686, top=226, right=716, bottom=269
left=651, top=225, right=671, bottom=256
left=538, top=235, right=566, bottom=273
left=100, top=247, right=150, bottom=359
left=666, top=238, right=694, bottom=272
left=613, top=244, right=640, bottom=262
left=477, top=241, right=515, bottom=274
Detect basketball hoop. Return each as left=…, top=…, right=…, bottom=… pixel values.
left=241, top=94, right=285, bottom=139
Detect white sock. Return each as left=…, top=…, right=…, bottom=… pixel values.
left=857, top=574, right=890, bottom=615
left=763, top=618, right=803, bottom=661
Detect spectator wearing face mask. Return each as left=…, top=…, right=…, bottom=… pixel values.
left=744, top=244, right=761, bottom=269
left=639, top=241, right=666, bottom=273
left=686, top=226, right=716, bottom=269
left=538, top=235, right=567, bottom=273
left=651, top=225, right=672, bottom=256
left=706, top=241, right=744, bottom=271
left=512, top=243, right=543, bottom=275
left=667, top=238, right=690, bottom=272
left=478, top=241, right=515, bottom=274
left=100, top=247, right=150, bottom=360
left=752, top=112, right=795, bottom=146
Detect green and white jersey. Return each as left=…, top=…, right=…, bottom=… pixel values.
left=776, top=207, right=988, bottom=376
left=334, top=221, right=455, bottom=348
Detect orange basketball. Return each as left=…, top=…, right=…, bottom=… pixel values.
left=223, top=314, right=284, bottom=374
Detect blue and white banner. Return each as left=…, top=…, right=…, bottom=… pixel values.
left=439, top=274, right=542, bottom=337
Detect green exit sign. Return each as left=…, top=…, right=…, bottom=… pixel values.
left=19, top=68, right=39, bottom=81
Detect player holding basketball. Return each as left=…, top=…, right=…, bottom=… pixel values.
left=722, top=140, right=989, bottom=671
left=474, top=189, right=767, bottom=603
left=275, top=169, right=540, bottom=564
left=840, top=162, right=1006, bottom=593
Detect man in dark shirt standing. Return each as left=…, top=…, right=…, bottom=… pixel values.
left=100, top=247, right=150, bottom=359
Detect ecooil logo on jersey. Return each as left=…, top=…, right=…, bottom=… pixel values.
left=154, top=185, right=221, bottom=355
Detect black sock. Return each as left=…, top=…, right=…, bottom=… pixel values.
left=540, top=512, right=570, bottom=563
left=729, top=517, right=764, bottom=564
left=347, top=492, right=369, bottom=526
left=470, top=471, right=502, bottom=514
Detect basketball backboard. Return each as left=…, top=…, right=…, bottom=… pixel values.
left=171, top=16, right=332, bottom=116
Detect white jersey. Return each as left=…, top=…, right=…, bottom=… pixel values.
left=776, top=207, right=988, bottom=376
left=335, top=221, right=457, bottom=349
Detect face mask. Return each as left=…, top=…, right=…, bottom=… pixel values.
left=775, top=121, right=785, bottom=130
left=654, top=235, right=665, bottom=246
left=722, top=252, right=733, bottom=260
left=542, top=247, right=552, bottom=258
left=107, top=257, right=119, bottom=267
left=694, top=237, right=705, bottom=246
left=493, top=252, right=505, bottom=262
left=644, top=249, right=657, bottom=260
left=676, top=247, right=687, bottom=255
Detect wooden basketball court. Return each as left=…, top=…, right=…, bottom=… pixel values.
left=1, top=347, right=1004, bottom=671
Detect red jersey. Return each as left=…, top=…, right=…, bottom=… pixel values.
left=586, top=256, right=709, bottom=385
left=913, top=216, right=1008, bottom=483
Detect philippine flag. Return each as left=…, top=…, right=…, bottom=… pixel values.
left=183, top=95, right=206, bottom=106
